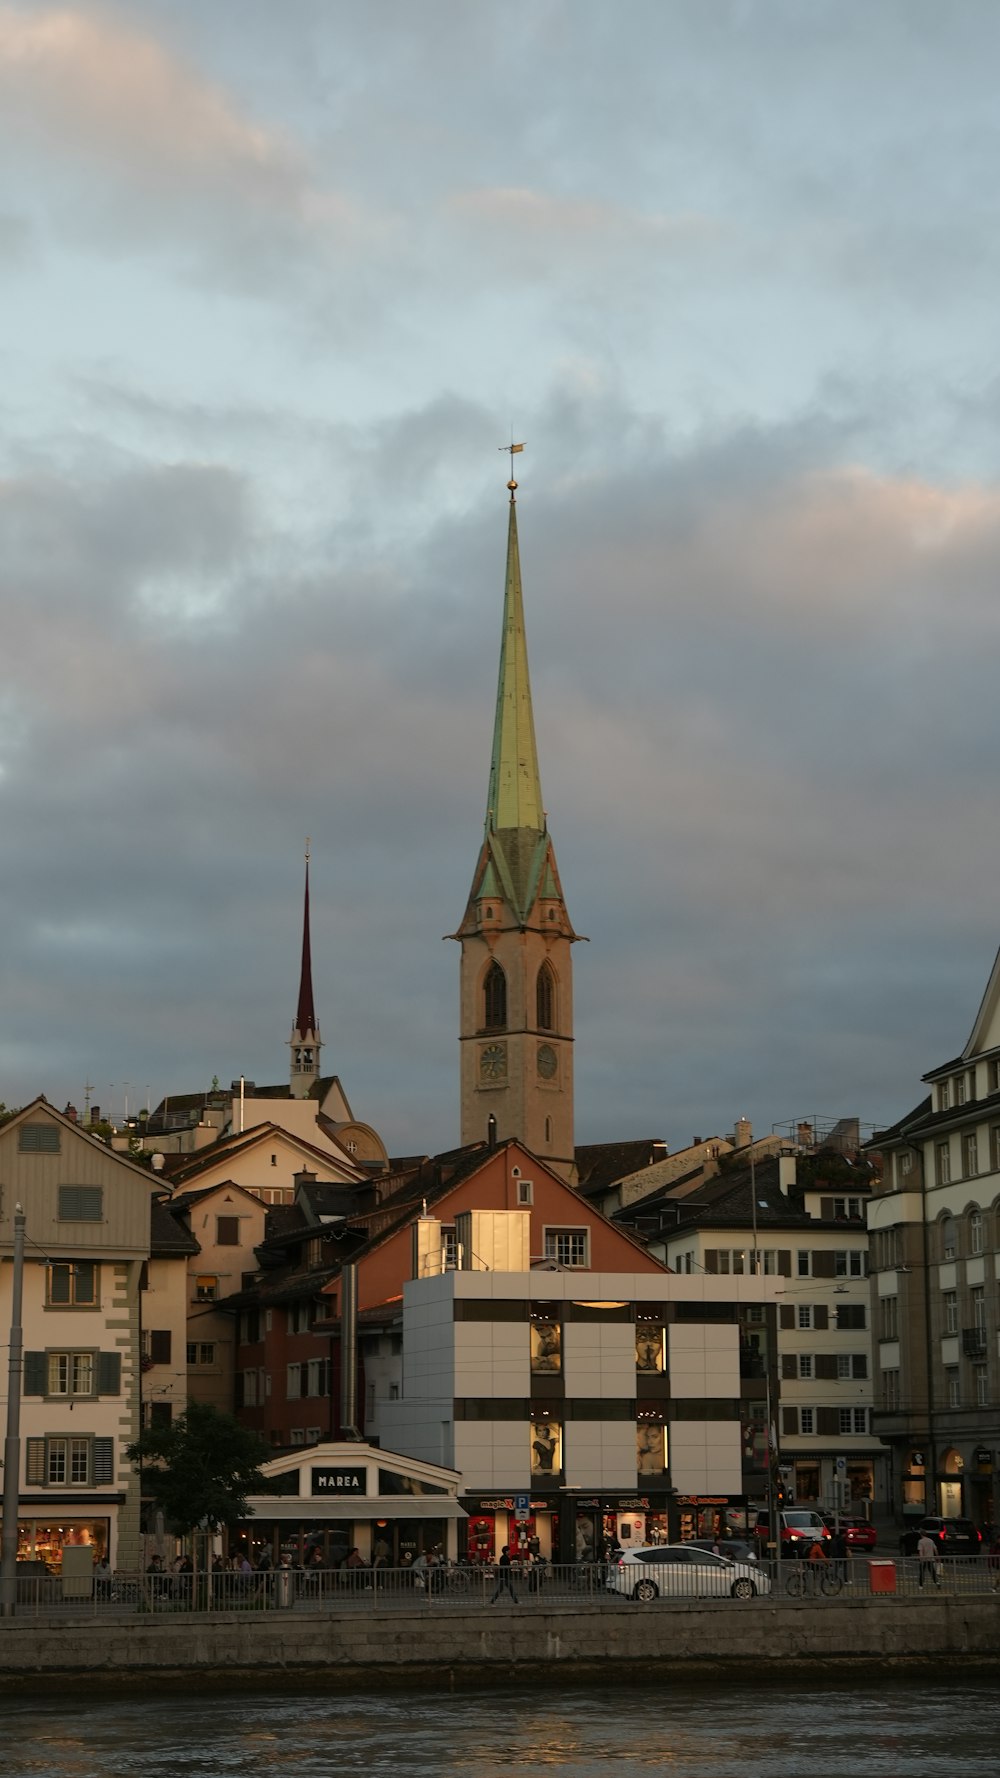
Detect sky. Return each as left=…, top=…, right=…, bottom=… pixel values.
left=3, top=0, right=1000, bottom=1157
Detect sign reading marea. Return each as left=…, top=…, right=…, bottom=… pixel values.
left=311, top=1466, right=366, bottom=1494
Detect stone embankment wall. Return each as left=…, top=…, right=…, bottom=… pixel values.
left=1, top=1598, right=998, bottom=1688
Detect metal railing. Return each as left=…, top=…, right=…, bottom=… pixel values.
left=4, top=1554, right=998, bottom=1618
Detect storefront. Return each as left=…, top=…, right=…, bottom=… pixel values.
left=4, top=1497, right=123, bottom=1570
left=238, top=1442, right=466, bottom=1566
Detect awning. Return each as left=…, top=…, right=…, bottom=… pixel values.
left=244, top=1496, right=466, bottom=1522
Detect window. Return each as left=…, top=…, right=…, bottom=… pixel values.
left=243, top=1309, right=261, bottom=1344
left=146, top=1329, right=171, bottom=1365
left=290, top=1428, right=306, bottom=1446
left=882, top=1370, right=900, bottom=1412
left=954, top=1076, right=967, bottom=1107
left=835, top=1304, right=866, bottom=1330
left=947, top=1368, right=960, bottom=1408
left=976, top=1365, right=989, bottom=1407
left=993, top=1127, right=1000, bottom=1172
left=798, top=1354, right=813, bottom=1380
left=964, top=1136, right=979, bottom=1179
left=286, top=1362, right=307, bottom=1400
left=288, top=1302, right=312, bottom=1335
left=186, top=1343, right=215, bottom=1365
left=876, top=1227, right=901, bottom=1270
left=517, top=1179, right=534, bottom=1206
left=799, top=1408, right=815, bottom=1435
left=47, top=1437, right=91, bottom=1484
left=943, top=1290, right=958, bottom=1335
left=899, top=1152, right=913, bottom=1177
left=797, top=1306, right=814, bottom=1330
left=57, top=1185, right=103, bottom=1221
left=47, top=1262, right=98, bottom=1307
left=991, top=1059, right=1000, bottom=1094
left=47, top=1352, right=94, bottom=1397
left=19, top=1122, right=60, bottom=1153
left=195, top=1275, right=219, bottom=1302
left=880, top=1296, right=899, bottom=1340
left=837, top=1353, right=868, bottom=1380
left=543, top=1228, right=589, bottom=1267
left=797, top=1251, right=812, bottom=1278
left=442, top=1225, right=459, bottom=1269
left=936, top=1145, right=951, bottom=1187
left=832, top=1198, right=863, bottom=1220
left=484, top=962, right=507, bottom=1030
left=839, top=1408, right=869, bottom=1435
left=536, top=964, right=555, bottom=1031
left=216, top=1216, right=240, bottom=1246
left=835, top=1250, right=866, bottom=1278
left=972, top=1286, right=986, bottom=1333
left=307, top=1358, right=330, bottom=1397
left=941, top=1216, right=957, bottom=1261
left=970, top=1210, right=984, bottom=1255
left=146, top=1402, right=172, bottom=1430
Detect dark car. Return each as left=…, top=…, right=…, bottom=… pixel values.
left=899, top=1517, right=982, bottom=1558
left=820, top=1515, right=877, bottom=1552
left=688, top=1538, right=760, bottom=1565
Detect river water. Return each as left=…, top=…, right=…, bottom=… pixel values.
left=2, top=1679, right=998, bottom=1777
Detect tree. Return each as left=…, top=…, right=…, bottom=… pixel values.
left=126, top=1402, right=277, bottom=1536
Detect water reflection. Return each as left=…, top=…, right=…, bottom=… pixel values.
left=2, top=1680, right=999, bottom=1777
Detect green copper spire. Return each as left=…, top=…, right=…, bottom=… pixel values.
left=485, top=481, right=545, bottom=837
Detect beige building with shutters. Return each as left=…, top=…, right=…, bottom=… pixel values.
left=0, top=1099, right=156, bottom=1572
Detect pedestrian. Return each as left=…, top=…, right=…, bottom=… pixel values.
left=829, top=1527, right=848, bottom=1585
left=490, top=1545, right=519, bottom=1605
left=917, top=1530, right=941, bottom=1589
left=805, top=1537, right=828, bottom=1593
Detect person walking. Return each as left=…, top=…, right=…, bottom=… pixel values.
left=917, top=1530, right=941, bottom=1589
left=490, top=1545, right=519, bottom=1605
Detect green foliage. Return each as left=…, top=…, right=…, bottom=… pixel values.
left=0, top=1103, right=20, bottom=1127
left=126, top=1402, right=277, bottom=1534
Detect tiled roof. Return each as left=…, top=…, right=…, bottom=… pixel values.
left=575, top=1139, right=666, bottom=1197
left=150, top=1199, right=201, bottom=1256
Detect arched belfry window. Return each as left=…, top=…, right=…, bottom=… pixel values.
left=536, top=963, right=556, bottom=1031
left=484, top=962, right=507, bottom=1031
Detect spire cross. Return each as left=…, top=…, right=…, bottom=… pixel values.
left=499, top=440, right=525, bottom=493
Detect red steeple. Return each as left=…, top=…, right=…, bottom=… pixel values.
left=294, top=849, right=319, bottom=1040
left=290, top=847, right=322, bottom=1097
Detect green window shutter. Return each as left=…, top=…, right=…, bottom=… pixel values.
left=26, top=1438, right=46, bottom=1484
left=93, top=1438, right=115, bottom=1485
left=815, top=1354, right=838, bottom=1380
left=97, top=1352, right=121, bottom=1395
left=777, top=1251, right=792, bottom=1277
left=149, top=1329, right=171, bottom=1364
left=813, top=1251, right=837, bottom=1279
left=813, top=1305, right=829, bottom=1332
left=781, top=1354, right=797, bottom=1380
left=820, top=1197, right=835, bottom=1220
left=24, top=1351, right=46, bottom=1395
left=779, top=1305, right=795, bottom=1331
left=781, top=1406, right=798, bottom=1437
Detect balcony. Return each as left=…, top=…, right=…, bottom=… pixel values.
left=962, top=1327, right=987, bottom=1358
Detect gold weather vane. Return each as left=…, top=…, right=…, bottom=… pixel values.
left=500, top=440, right=525, bottom=491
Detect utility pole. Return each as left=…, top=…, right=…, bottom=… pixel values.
left=1, top=1204, right=26, bottom=1617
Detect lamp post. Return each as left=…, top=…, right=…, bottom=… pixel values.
left=0, top=1204, right=26, bottom=1617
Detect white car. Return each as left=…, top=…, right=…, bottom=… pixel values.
left=606, top=1544, right=771, bottom=1602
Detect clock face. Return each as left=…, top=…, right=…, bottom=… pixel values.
left=537, top=1043, right=557, bottom=1080
left=480, top=1042, right=507, bottom=1081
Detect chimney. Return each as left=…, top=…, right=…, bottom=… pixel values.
left=735, top=1117, right=752, bottom=1150
left=797, top=1122, right=814, bottom=1148
left=339, top=1263, right=361, bottom=1439
left=778, top=1155, right=797, bottom=1195
left=293, top=1168, right=317, bottom=1192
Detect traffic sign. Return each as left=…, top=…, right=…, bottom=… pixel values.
left=514, top=1493, right=530, bottom=1521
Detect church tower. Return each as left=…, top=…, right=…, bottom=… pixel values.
left=452, top=460, right=579, bottom=1179
left=289, top=848, right=322, bottom=1098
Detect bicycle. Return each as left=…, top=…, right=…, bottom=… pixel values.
left=785, top=1562, right=844, bottom=1599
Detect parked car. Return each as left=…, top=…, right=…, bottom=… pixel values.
left=753, top=1510, right=832, bottom=1556
left=819, top=1515, right=877, bottom=1551
left=899, top=1517, right=983, bottom=1558
left=687, top=1537, right=760, bottom=1565
left=606, top=1544, right=771, bottom=1602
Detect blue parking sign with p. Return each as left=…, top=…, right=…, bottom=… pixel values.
left=514, top=1493, right=530, bottom=1521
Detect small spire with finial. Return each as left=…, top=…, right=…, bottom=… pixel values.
left=499, top=439, right=524, bottom=496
